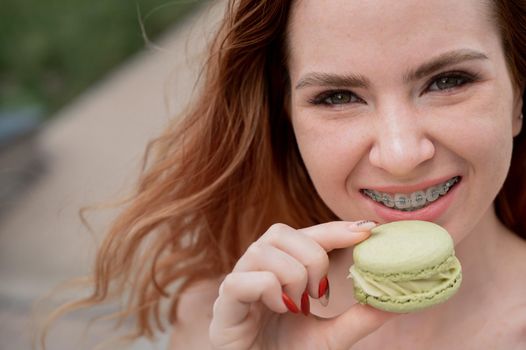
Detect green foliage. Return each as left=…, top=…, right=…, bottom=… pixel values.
left=0, top=0, right=201, bottom=118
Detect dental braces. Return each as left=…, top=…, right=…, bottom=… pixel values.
left=363, top=176, right=460, bottom=210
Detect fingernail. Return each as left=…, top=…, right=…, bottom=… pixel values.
left=318, top=276, right=328, bottom=298
left=318, top=276, right=330, bottom=307
left=349, top=220, right=378, bottom=231
left=282, top=292, right=300, bottom=313
left=301, top=290, right=310, bottom=316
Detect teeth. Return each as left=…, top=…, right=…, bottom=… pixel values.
left=381, top=193, right=395, bottom=208
left=363, top=176, right=459, bottom=212
left=411, top=191, right=427, bottom=208
left=363, top=189, right=379, bottom=201
left=394, top=194, right=411, bottom=210
left=438, top=183, right=449, bottom=195
left=426, top=186, right=440, bottom=202
left=446, top=178, right=457, bottom=187
left=439, top=177, right=458, bottom=195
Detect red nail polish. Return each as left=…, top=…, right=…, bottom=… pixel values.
left=282, top=292, right=300, bottom=313
left=318, top=276, right=329, bottom=298
left=318, top=277, right=330, bottom=307
left=301, top=290, right=310, bottom=316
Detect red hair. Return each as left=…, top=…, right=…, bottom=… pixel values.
left=39, top=0, right=525, bottom=347
left=493, top=0, right=526, bottom=236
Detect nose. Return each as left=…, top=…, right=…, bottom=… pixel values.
left=369, top=107, right=435, bottom=177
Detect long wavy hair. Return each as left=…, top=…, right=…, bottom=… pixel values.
left=39, top=0, right=526, bottom=348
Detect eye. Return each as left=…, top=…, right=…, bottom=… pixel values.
left=309, top=90, right=363, bottom=106
left=427, top=72, right=477, bottom=92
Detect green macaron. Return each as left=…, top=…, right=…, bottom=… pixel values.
left=348, top=220, right=462, bottom=313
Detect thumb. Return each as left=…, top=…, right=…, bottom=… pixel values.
left=320, top=303, right=398, bottom=349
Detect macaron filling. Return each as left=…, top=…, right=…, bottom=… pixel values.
left=349, top=255, right=461, bottom=299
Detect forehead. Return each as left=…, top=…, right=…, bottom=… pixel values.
left=287, top=0, right=498, bottom=76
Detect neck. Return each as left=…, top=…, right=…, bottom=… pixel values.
left=454, top=206, right=502, bottom=296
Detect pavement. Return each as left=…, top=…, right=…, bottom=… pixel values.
left=0, top=1, right=225, bottom=349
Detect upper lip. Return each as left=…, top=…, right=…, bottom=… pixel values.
left=361, top=175, right=460, bottom=194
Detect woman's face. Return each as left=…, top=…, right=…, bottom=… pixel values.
left=287, top=0, right=523, bottom=242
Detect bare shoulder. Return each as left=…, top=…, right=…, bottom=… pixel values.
left=498, top=301, right=526, bottom=349
left=168, top=278, right=222, bottom=350
left=494, top=234, right=526, bottom=347
left=508, top=271, right=526, bottom=346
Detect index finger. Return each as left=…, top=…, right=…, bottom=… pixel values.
left=298, top=220, right=377, bottom=252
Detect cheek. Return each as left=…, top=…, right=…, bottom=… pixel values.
left=440, top=114, right=513, bottom=244
left=435, top=94, right=514, bottom=189
left=292, top=116, right=368, bottom=199
left=431, top=79, right=514, bottom=157
left=475, top=123, right=513, bottom=186
left=442, top=118, right=509, bottom=163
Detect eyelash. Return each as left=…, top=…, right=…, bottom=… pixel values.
left=308, top=71, right=481, bottom=106
left=425, top=71, right=480, bottom=94
left=308, top=90, right=363, bottom=106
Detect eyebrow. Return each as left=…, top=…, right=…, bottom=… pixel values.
left=294, top=49, right=488, bottom=90
left=403, top=49, right=488, bottom=82
left=295, top=72, right=371, bottom=90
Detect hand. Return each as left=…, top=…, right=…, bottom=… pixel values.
left=209, top=221, right=396, bottom=350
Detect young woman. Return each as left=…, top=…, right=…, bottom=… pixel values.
left=42, top=0, right=526, bottom=349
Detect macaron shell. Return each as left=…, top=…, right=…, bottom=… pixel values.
left=353, top=221, right=454, bottom=275
left=350, top=220, right=463, bottom=313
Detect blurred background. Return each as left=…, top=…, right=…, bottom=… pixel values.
left=0, top=0, right=224, bottom=348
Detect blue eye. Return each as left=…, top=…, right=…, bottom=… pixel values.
left=427, top=73, right=476, bottom=92
left=310, top=90, right=362, bottom=106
